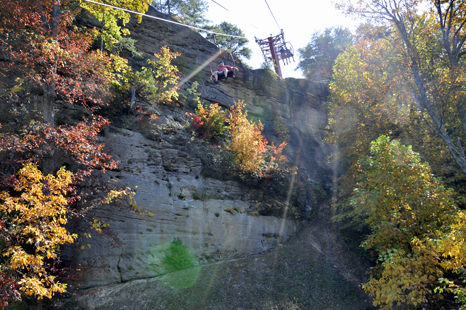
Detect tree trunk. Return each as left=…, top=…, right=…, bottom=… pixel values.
left=41, top=0, right=62, bottom=174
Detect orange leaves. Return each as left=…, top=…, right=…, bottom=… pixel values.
left=226, top=101, right=287, bottom=177
left=186, top=103, right=228, bottom=141
left=0, top=1, right=138, bottom=305
left=187, top=101, right=289, bottom=177
left=0, top=163, right=77, bottom=301
left=44, top=116, right=118, bottom=175
left=1, top=1, right=133, bottom=112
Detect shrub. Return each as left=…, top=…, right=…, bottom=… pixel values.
left=186, top=103, right=228, bottom=141
left=186, top=101, right=290, bottom=177
left=135, top=46, right=181, bottom=105
left=227, top=101, right=288, bottom=177
left=352, top=136, right=464, bottom=309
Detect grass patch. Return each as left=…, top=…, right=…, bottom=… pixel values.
left=163, top=239, right=198, bottom=272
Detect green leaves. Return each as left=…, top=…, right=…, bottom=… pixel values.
left=297, top=27, right=353, bottom=82
left=352, top=136, right=466, bottom=308
left=80, top=0, right=148, bottom=51
left=186, top=103, right=228, bottom=141
left=135, top=46, right=181, bottom=105
left=205, top=22, right=251, bottom=60
left=152, top=0, right=209, bottom=27
left=355, top=136, right=455, bottom=250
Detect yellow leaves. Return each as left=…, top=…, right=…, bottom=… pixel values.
left=80, top=0, right=148, bottom=50
left=80, top=244, right=91, bottom=250
left=226, top=101, right=268, bottom=174
left=104, top=189, right=128, bottom=204
left=136, top=46, right=181, bottom=105
left=363, top=248, right=439, bottom=309
left=355, top=136, right=466, bottom=308
left=90, top=218, right=109, bottom=233
left=0, top=163, right=76, bottom=300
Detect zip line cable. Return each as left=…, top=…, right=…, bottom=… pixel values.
left=264, top=0, right=280, bottom=31
left=81, top=0, right=246, bottom=39
left=207, top=0, right=260, bottom=30
left=209, top=0, right=229, bottom=12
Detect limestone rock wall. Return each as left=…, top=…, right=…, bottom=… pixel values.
left=65, top=6, right=330, bottom=301
left=127, top=8, right=330, bottom=180
left=69, top=127, right=296, bottom=290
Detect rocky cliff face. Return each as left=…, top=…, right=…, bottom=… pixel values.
left=68, top=125, right=297, bottom=290
left=127, top=7, right=330, bottom=178
left=62, top=8, right=332, bottom=308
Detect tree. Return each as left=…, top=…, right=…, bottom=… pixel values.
left=334, top=0, right=466, bottom=175
left=0, top=0, right=145, bottom=128
left=205, top=22, right=252, bottom=60
left=352, top=136, right=466, bottom=309
left=326, top=31, right=419, bottom=213
left=0, top=0, right=144, bottom=305
left=353, top=136, right=456, bottom=254
left=297, top=27, right=353, bottom=82
left=0, top=164, right=76, bottom=302
left=135, top=46, right=181, bottom=105
left=151, top=0, right=209, bottom=27
left=81, top=0, right=148, bottom=50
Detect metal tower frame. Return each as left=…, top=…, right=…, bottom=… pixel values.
left=255, top=30, right=294, bottom=78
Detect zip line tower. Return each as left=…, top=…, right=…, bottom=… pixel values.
left=255, top=30, right=295, bottom=78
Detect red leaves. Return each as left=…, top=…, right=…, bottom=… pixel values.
left=0, top=274, right=20, bottom=309
left=44, top=116, right=118, bottom=175
left=0, top=0, right=136, bottom=305
left=186, top=103, right=227, bottom=141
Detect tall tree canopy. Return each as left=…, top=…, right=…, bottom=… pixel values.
left=297, top=27, right=353, bottom=82
left=328, top=1, right=466, bottom=308
left=205, top=22, right=252, bottom=60
left=81, top=0, right=148, bottom=50
left=327, top=0, right=466, bottom=214
left=151, top=0, right=209, bottom=26
left=352, top=136, right=466, bottom=309
left=332, top=0, right=466, bottom=175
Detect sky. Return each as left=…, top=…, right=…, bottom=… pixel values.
left=204, top=0, right=359, bottom=78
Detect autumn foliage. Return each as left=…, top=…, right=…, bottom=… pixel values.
left=135, top=46, right=181, bottom=105
left=186, top=103, right=228, bottom=141
left=351, top=136, right=466, bottom=309
left=187, top=101, right=288, bottom=177
left=226, top=101, right=287, bottom=176
left=0, top=164, right=76, bottom=302
left=0, top=0, right=147, bottom=307
left=325, top=3, right=466, bottom=306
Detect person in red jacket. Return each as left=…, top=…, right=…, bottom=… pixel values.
left=214, top=61, right=238, bottom=82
